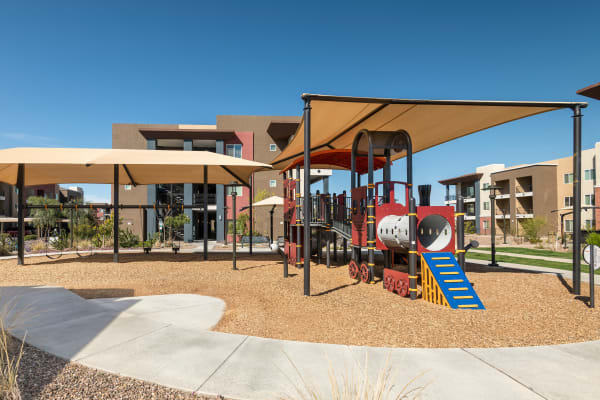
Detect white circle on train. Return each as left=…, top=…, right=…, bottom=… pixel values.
left=417, top=215, right=452, bottom=252
left=583, top=244, right=600, bottom=270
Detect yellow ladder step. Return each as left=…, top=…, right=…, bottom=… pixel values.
left=432, top=257, right=450, bottom=260
left=444, top=279, right=464, bottom=283
left=453, top=295, right=473, bottom=299
left=458, top=304, right=479, bottom=308
left=448, top=287, right=468, bottom=291
left=440, top=271, right=459, bottom=275
left=435, top=264, right=454, bottom=267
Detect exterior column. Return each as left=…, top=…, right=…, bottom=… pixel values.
left=216, top=140, right=225, bottom=242
left=183, top=140, right=193, bottom=242
left=203, top=165, right=208, bottom=260
left=113, top=164, right=120, bottom=263
left=146, top=139, right=157, bottom=237
left=474, top=180, right=481, bottom=234
left=323, top=176, right=329, bottom=194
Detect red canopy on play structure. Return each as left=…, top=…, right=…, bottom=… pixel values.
left=280, top=149, right=387, bottom=175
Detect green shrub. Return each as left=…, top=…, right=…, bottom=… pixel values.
left=50, top=232, right=69, bottom=251
left=586, top=232, right=600, bottom=247
left=521, top=217, right=546, bottom=244
left=24, top=234, right=37, bottom=241
left=0, top=234, right=13, bottom=256
left=464, top=221, right=476, bottom=234
left=119, top=228, right=140, bottom=248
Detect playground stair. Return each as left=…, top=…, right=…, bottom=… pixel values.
left=421, top=252, right=485, bottom=310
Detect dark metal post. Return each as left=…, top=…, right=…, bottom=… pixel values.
left=269, top=206, right=274, bottom=244
left=203, top=165, right=208, bottom=260
left=249, top=175, right=253, bottom=256
left=333, top=232, right=337, bottom=262
left=17, top=164, right=24, bottom=265
left=224, top=206, right=228, bottom=245
left=232, top=191, right=237, bottom=270
left=303, top=97, right=311, bottom=296
left=573, top=105, right=582, bottom=295
left=317, top=229, right=322, bottom=264
left=367, top=134, right=375, bottom=283
left=343, top=237, right=347, bottom=264
left=113, top=164, right=119, bottom=263
left=69, top=208, right=74, bottom=249
left=489, top=191, right=499, bottom=267
left=408, top=197, right=417, bottom=300
left=456, top=196, right=465, bottom=270
left=142, top=208, right=148, bottom=242
left=296, top=165, right=302, bottom=269
left=590, top=246, right=595, bottom=308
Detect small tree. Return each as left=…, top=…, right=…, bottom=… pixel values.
left=163, top=213, right=191, bottom=244
left=464, top=221, right=476, bottom=234
left=254, top=189, right=275, bottom=203
left=27, top=196, right=64, bottom=238
left=520, top=217, right=546, bottom=244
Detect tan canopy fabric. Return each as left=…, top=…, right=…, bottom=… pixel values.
left=252, top=196, right=284, bottom=207
left=0, top=148, right=271, bottom=186
left=271, top=94, right=585, bottom=170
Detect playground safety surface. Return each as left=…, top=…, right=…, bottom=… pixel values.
left=1, top=253, right=598, bottom=348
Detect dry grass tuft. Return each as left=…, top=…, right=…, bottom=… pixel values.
left=279, top=351, right=430, bottom=400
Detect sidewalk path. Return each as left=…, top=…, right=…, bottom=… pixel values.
left=469, top=249, right=573, bottom=264
left=1, top=286, right=598, bottom=400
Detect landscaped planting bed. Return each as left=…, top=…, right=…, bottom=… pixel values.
left=1, top=253, right=599, bottom=348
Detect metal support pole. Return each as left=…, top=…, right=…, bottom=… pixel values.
left=489, top=192, right=499, bottom=267
left=456, top=196, right=465, bottom=270
left=296, top=165, right=302, bottom=269
left=249, top=175, right=253, bottom=256
left=573, top=105, right=582, bottom=295
left=303, top=97, right=311, bottom=296
left=204, top=165, right=208, bottom=261
left=326, top=230, right=331, bottom=268
left=590, top=246, right=595, bottom=308
left=367, top=133, right=375, bottom=283
left=317, top=229, right=322, bottom=264
left=232, top=191, right=237, bottom=270
left=113, top=164, right=119, bottom=263
left=408, top=197, right=417, bottom=300
left=333, top=232, right=337, bottom=261
left=142, top=208, right=148, bottom=242
left=17, top=164, right=24, bottom=265
left=69, top=208, right=74, bottom=249
left=269, top=206, right=274, bottom=244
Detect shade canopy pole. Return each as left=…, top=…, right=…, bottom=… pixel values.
left=113, top=164, right=119, bottom=263
left=17, top=163, right=24, bottom=265
left=269, top=205, right=275, bottom=244
left=232, top=190, right=237, bottom=270
left=204, top=165, right=208, bottom=261
left=573, top=105, right=582, bottom=294
left=303, top=97, right=312, bottom=296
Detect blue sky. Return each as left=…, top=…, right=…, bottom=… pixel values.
left=1, top=1, right=599, bottom=203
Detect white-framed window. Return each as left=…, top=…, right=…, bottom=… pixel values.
left=227, top=182, right=243, bottom=196
left=269, top=179, right=277, bottom=188
left=482, top=183, right=489, bottom=190
left=585, top=169, right=596, bottom=181
left=563, top=173, right=574, bottom=184
left=565, top=220, right=573, bottom=233
left=483, top=201, right=490, bottom=211
left=585, top=194, right=595, bottom=206
left=585, top=220, right=594, bottom=230
left=226, top=144, right=242, bottom=158
left=124, top=184, right=132, bottom=191
left=564, top=196, right=574, bottom=208
left=483, top=220, right=489, bottom=230
left=269, top=144, right=277, bottom=152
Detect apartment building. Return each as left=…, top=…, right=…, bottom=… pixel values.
left=0, top=183, right=84, bottom=218
left=112, top=117, right=331, bottom=243
left=440, top=141, right=600, bottom=237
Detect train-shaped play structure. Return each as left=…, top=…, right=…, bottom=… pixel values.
left=282, top=129, right=484, bottom=310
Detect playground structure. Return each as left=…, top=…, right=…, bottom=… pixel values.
left=282, top=130, right=485, bottom=309
left=275, top=93, right=588, bottom=304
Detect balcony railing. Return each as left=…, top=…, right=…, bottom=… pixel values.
left=516, top=185, right=532, bottom=193
left=445, top=195, right=456, bottom=201
left=495, top=208, right=510, bottom=218
left=516, top=208, right=534, bottom=218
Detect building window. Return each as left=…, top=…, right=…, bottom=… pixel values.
left=269, top=144, right=277, bottom=152
left=563, top=173, right=574, bottom=184
left=483, top=220, right=489, bottom=230
left=585, top=194, right=595, bottom=206
left=226, top=144, right=242, bottom=158
left=483, top=201, right=490, bottom=211
left=564, top=196, right=573, bottom=208
left=585, top=220, right=594, bottom=230
left=565, top=220, right=573, bottom=233
left=482, top=183, right=489, bottom=190
left=269, top=179, right=277, bottom=188
left=124, top=184, right=132, bottom=191
left=585, top=169, right=596, bottom=181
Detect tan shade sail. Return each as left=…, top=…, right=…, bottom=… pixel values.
left=0, top=148, right=271, bottom=186
left=252, top=196, right=284, bottom=207
left=271, top=94, right=585, bottom=170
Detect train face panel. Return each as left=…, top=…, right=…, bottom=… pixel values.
left=416, top=206, right=455, bottom=254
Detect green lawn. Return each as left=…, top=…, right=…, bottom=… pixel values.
left=476, top=246, right=582, bottom=260
left=466, top=252, right=600, bottom=275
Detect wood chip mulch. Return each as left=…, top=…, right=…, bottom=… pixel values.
left=1, top=253, right=599, bottom=349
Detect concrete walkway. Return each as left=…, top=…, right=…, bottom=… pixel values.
left=1, top=286, right=599, bottom=400
left=470, top=249, right=574, bottom=263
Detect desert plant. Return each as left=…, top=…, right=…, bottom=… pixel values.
left=464, top=221, right=476, bottom=234
left=0, top=321, right=23, bottom=400
left=278, top=351, right=429, bottom=400
left=521, top=217, right=546, bottom=244
left=23, top=235, right=37, bottom=242
left=30, top=240, right=46, bottom=253
left=163, top=213, right=191, bottom=243
left=119, top=228, right=140, bottom=248
left=0, top=235, right=14, bottom=257
left=26, top=196, right=65, bottom=239
left=49, top=232, right=69, bottom=251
